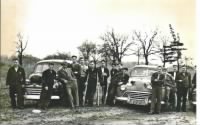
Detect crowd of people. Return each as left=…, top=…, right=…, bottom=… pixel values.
left=149, top=65, right=196, bottom=114
left=6, top=56, right=196, bottom=114
left=6, top=56, right=129, bottom=110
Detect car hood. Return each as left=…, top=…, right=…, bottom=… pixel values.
left=126, top=77, right=151, bottom=92
left=29, top=73, right=42, bottom=79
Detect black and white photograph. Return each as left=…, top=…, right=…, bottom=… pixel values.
left=0, top=0, right=198, bottom=125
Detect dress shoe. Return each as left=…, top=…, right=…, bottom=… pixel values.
left=148, top=111, right=155, bottom=114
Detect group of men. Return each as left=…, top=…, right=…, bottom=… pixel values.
left=6, top=56, right=129, bottom=110
left=6, top=57, right=196, bottom=113
left=149, top=65, right=196, bottom=114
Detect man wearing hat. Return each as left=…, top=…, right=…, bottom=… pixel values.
left=38, top=62, right=56, bottom=110
left=6, top=57, right=26, bottom=109
left=106, top=67, right=129, bottom=105
left=57, top=61, right=79, bottom=109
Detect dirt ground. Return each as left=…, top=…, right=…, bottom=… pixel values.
left=0, top=104, right=196, bottom=125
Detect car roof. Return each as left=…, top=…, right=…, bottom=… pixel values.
left=132, top=65, right=158, bottom=69
left=36, top=59, right=72, bottom=64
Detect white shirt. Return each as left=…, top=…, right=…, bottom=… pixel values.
left=15, top=67, right=18, bottom=72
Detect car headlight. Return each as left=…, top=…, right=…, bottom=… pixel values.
left=120, top=85, right=126, bottom=91
left=146, top=84, right=152, bottom=89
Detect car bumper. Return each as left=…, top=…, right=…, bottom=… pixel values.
left=115, top=96, right=165, bottom=105
left=24, top=95, right=60, bottom=100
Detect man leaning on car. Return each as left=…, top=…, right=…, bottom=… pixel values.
left=57, top=61, right=79, bottom=109
left=38, top=62, right=56, bottom=110
left=149, top=66, right=165, bottom=114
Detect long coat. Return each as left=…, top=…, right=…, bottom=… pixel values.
left=151, top=72, right=165, bottom=86
left=176, top=72, right=191, bottom=88
left=97, top=67, right=110, bottom=86
left=6, top=66, right=26, bottom=86
left=41, top=69, right=56, bottom=89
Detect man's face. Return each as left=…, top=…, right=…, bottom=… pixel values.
left=89, top=62, right=94, bottom=68
left=72, top=57, right=77, bottom=63
left=112, top=64, right=116, bottom=69
left=49, top=64, right=54, bottom=70
left=116, top=64, right=120, bottom=70
left=13, top=60, right=19, bottom=67
left=157, top=67, right=162, bottom=73
left=162, top=69, right=167, bottom=73
left=173, top=66, right=177, bottom=71
left=181, top=67, right=187, bottom=72
left=101, top=61, right=106, bottom=67
left=80, top=59, right=84, bottom=64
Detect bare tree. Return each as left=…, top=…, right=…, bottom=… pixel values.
left=16, top=33, right=28, bottom=66
left=155, top=36, right=171, bottom=67
left=134, top=30, right=158, bottom=65
left=129, top=41, right=142, bottom=65
left=77, top=40, right=96, bottom=60
left=100, top=29, right=134, bottom=63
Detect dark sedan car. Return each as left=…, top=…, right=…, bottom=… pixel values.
left=24, top=59, right=72, bottom=101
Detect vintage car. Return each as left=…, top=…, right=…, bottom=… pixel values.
left=115, top=65, right=169, bottom=106
left=24, top=59, right=72, bottom=101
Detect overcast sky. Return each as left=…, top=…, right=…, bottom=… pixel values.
left=1, top=0, right=197, bottom=65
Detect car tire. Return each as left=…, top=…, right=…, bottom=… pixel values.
left=114, top=100, right=123, bottom=106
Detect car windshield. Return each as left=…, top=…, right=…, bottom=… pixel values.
left=130, top=67, right=157, bottom=77
left=34, top=63, right=62, bottom=73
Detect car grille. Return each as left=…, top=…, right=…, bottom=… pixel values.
left=25, top=87, right=42, bottom=95
left=123, top=91, right=151, bottom=99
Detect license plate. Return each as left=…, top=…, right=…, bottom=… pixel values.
left=128, top=99, right=147, bottom=105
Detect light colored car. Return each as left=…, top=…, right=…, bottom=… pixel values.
left=24, top=59, right=72, bottom=100
left=115, top=65, right=168, bottom=106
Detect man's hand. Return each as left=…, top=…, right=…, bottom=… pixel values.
left=178, top=80, right=183, bottom=82
left=45, top=86, right=48, bottom=90
left=103, top=73, right=107, bottom=76
left=154, top=79, right=158, bottom=82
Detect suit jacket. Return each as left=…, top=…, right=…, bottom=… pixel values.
left=57, top=68, right=76, bottom=86
left=70, top=63, right=81, bottom=79
left=168, top=71, right=179, bottom=80
left=176, top=72, right=191, bottom=88
left=6, top=66, right=26, bottom=86
left=41, top=69, right=56, bottom=89
left=151, top=72, right=165, bottom=86
left=97, top=67, right=110, bottom=86
left=110, top=68, right=118, bottom=78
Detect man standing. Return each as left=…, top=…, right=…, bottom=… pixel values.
left=71, top=55, right=81, bottom=79
left=38, top=63, right=56, bottom=110
left=176, top=65, right=192, bottom=112
left=149, top=66, right=165, bottom=114
left=110, top=63, right=118, bottom=79
left=162, top=67, right=176, bottom=109
left=6, top=58, right=26, bottom=109
left=168, top=65, right=178, bottom=110
left=85, top=61, right=98, bottom=106
left=97, top=60, right=110, bottom=104
left=78, top=57, right=88, bottom=106
left=57, top=62, right=79, bottom=109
